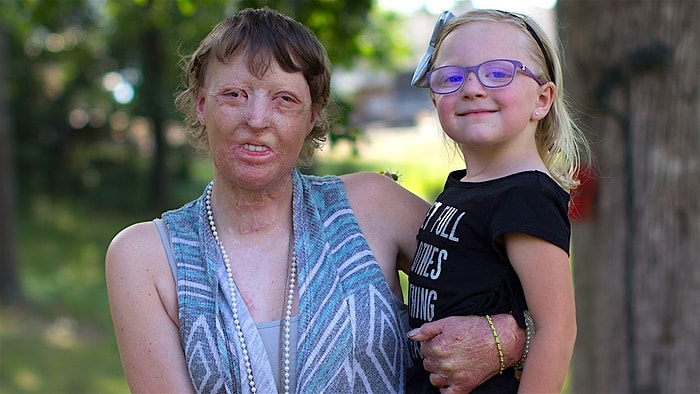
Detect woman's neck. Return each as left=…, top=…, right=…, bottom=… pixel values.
left=210, top=176, right=294, bottom=236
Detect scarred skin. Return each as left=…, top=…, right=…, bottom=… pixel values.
left=409, top=315, right=525, bottom=393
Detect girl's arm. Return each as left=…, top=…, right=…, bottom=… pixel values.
left=105, top=222, right=195, bottom=393
left=506, top=232, right=577, bottom=393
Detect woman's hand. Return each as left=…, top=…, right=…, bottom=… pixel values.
left=408, top=314, right=525, bottom=393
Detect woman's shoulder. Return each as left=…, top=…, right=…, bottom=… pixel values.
left=107, top=221, right=163, bottom=264
left=341, top=171, right=410, bottom=205
left=105, top=220, right=175, bottom=302
left=341, top=171, right=429, bottom=220
left=340, top=170, right=391, bottom=189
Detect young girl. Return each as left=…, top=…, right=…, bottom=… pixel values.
left=407, top=9, right=590, bottom=393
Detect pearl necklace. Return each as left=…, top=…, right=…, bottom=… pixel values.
left=205, top=183, right=296, bottom=394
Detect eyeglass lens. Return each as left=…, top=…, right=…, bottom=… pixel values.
left=429, top=60, right=517, bottom=94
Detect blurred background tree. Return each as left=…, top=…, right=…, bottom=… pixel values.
left=0, top=19, right=19, bottom=301
left=559, top=0, right=699, bottom=392
left=0, top=0, right=409, bottom=302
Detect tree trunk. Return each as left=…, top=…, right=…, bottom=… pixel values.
left=558, top=0, right=700, bottom=392
left=142, top=25, right=169, bottom=212
left=0, top=23, right=20, bottom=302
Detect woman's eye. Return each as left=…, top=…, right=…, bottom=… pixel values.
left=276, top=94, right=301, bottom=105
left=214, top=89, right=244, bottom=101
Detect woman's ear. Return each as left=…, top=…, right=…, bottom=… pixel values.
left=196, top=91, right=206, bottom=123
left=532, top=82, right=555, bottom=120
left=307, top=111, right=318, bottom=137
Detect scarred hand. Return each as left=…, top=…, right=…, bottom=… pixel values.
left=407, top=314, right=524, bottom=393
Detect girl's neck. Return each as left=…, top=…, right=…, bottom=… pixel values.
left=460, top=145, right=547, bottom=182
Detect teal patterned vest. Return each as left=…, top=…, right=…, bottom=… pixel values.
left=162, top=170, right=412, bottom=393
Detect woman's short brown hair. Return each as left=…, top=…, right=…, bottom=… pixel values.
left=174, top=7, right=332, bottom=167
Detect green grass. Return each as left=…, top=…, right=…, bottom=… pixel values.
left=0, top=196, right=147, bottom=393
left=0, top=129, right=456, bottom=393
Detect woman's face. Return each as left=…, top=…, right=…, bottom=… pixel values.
left=196, top=53, right=316, bottom=190
left=431, top=22, right=546, bottom=151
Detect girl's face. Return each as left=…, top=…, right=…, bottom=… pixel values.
left=196, top=54, right=316, bottom=191
left=431, top=22, right=551, bottom=152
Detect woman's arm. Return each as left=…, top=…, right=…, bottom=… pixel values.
left=341, top=171, right=430, bottom=294
left=105, top=222, right=195, bottom=393
left=506, top=232, right=577, bottom=393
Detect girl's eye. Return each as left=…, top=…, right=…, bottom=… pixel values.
left=446, top=74, right=463, bottom=84
left=483, top=66, right=513, bottom=81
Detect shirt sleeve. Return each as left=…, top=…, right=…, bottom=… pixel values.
left=489, top=181, right=571, bottom=255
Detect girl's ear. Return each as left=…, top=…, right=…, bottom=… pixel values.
left=532, top=82, right=555, bottom=120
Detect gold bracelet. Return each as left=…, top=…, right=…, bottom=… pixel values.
left=485, top=314, right=506, bottom=374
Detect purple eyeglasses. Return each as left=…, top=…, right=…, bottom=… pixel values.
left=427, top=59, right=547, bottom=95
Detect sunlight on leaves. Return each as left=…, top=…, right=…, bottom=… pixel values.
left=43, top=317, right=79, bottom=349
left=13, top=368, right=42, bottom=391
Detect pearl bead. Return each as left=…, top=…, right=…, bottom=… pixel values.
left=206, top=183, right=295, bottom=394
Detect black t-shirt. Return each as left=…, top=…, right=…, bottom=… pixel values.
left=406, top=170, right=571, bottom=394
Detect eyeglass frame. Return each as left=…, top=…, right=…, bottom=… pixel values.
left=426, top=59, right=547, bottom=95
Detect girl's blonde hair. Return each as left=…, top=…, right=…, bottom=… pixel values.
left=433, top=9, right=590, bottom=191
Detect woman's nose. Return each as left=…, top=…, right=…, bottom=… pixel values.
left=245, top=94, right=270, bottom=128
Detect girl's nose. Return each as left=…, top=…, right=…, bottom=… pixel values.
left=460, top=71, right=486, bottom=97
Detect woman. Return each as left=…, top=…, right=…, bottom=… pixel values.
left=105, top=7, right=524, bottom=393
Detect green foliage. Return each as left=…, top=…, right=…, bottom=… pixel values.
left=3, top=0, right=411, bottom=212
left=237, top=0, right=411, bottom=69
left=238, top=0, right=371, bottom=67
